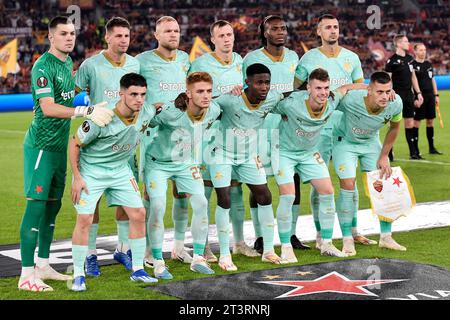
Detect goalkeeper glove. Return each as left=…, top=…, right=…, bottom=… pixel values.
left=72, top=102, right=114, bottom=127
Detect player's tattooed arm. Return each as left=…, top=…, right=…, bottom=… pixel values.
left=69, top=136, right=89, bottom=204
left=377, top=120, right=401, bottom=179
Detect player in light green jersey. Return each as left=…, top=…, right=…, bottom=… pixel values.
left=136, top=16, right=192, bottom=266
left=75, top=17, right=141, bottom=276
left=189, top=20, right=259, bottom=261
left=69, top=73, right=158, bottom=291
left=332, top=72, right=405, bottom=255
left=272, top=68, right=366, bottom=259
left=243, top=15, right=310, bottom=253
left=145, top=72, right=219, bottom=278
left=295, top=14, right=376, bottom=248
left=19, top=16, right=113, bottom=292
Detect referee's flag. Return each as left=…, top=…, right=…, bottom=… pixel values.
left=0, top=38, right=18, bottom=78
left=189, top=36, right=211, bottom=62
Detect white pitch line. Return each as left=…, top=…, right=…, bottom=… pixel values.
left=395, top=158, right=450, bottom=166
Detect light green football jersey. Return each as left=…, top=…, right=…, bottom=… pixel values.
left=189, top=52, right=243, bottom=96
left=25, top=52, right=75, bottom=152
left=136, top=49, right=190, bottom=105
left=75, top=51, right=140, bottom=106
left=147, top=102, right=221, bottom=164
left=214, top=90, right=284, bottom=160
left=76, top=102, right=156, bottom=169
left=243, top=47, right=299, bottom=93
left=272, top=90, right=343, bottom=152
left=296, top=47, right=364, bottom=91
left=335, top=90, right=403, bottom=144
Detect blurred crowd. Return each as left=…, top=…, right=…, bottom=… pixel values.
left=0, top=0, right=449, bottom=93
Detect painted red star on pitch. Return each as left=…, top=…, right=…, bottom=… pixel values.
left=258, top=271, right=407, bottom=298
left=35, top=185, right=43, bottom=193
left=392, top=177, right=403, bottom=188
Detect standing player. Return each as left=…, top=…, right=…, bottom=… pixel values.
left=332, top=72, right=405, bottom=253
left=210, top=63, right=287, bottom=271
left=412, top=43, right=442, bottom=155
left=189, top=20, right=258, bottom=261
left=243, top=15, right=310, bottom=254
left=69, top=73, right=157, bottom=291
left=18, top=16, right=113, bottom=292
left=295, top=14, right=376, bottom=248
left=146, top=72, right=218, bottom=279
left=136, top=16, right=192, bottom=266
left=385, top=34, right=424, bottom=160
left=75, top=17, right=140, bottom=276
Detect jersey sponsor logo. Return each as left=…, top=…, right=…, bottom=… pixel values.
left=60, top=90, right=75, bottom=101
left=217, top=84, right=240, bottom=94
left=232, top=127, right=257, bottom=137
left=37, top=76, right=48, bottom=87
left=330, top=78, right=351, bottom=87
left=103, top=89, right=120, bottom=99
left=82, top=121, right=90, bottom=133
left=159, top=82, right=185, bottom=92
left=295, top=128, right=317, bottom=138
left=34, top=185, right=43, bottom=193
left=270, top=83, right=293, bottom=92
left=112, top=143, right=135, bottom=152
left=351, top=127, right=375, bottom=135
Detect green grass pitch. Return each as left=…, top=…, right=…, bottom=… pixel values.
left=0, top=91, right=449, bottom=299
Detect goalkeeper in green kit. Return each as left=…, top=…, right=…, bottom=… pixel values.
left=18, top=16, right=113, bottom=292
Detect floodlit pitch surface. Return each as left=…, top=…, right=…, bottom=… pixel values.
left=0, top=91, right=449, bottom=299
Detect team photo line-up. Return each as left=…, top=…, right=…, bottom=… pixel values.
left=18, top=12, right=439, bottom=292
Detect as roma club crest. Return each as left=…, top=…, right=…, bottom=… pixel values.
left=373, top=180, right=383, bottom=193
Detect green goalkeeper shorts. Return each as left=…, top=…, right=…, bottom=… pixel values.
left=23, top=145, right=67, bottom=200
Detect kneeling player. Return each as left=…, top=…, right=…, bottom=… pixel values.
left=272, top=68, right=366, bottom=258
left=332, top=71, right=405, bottom=254
left=145, top=72, right=219, bottom=279
left=69, top=73, right=157, bottom=291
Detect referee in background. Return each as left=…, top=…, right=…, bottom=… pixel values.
left=412, top=43, right=442, bottom=155
left=385, top=34, right=424, bottom=160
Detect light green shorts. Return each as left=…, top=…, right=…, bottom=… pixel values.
left=273, top=149, right=330, bottom=185
left=209, top=151, right=266, bottom=188
left=74, top=164, right=142, bottom=214
left=332, top=137, right=381, bottom=180
left=144, top=160, right=205, bottom=197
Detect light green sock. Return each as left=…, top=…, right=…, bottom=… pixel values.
left=310, top=188, right=321, bottom=232
left=276, top=195, right=295, bottom=245
left=380, top=220, right=392, bottom=234
left=291, top=204, right=300, bottom=236
left=190, top=194, right=208, bottom=256
left=172, top=197, right=189, bottom=242
left=230, top=186, right=245, bottom=243
left=204, top=186, right=213, bottom=221
left=215, top=206, right=231, bottom=256
left=250, top=207, right=262, bottom=238
left=143, top=198, right=152, bottom=252
left=72, top=245, right=88, bottom=277
left=116, top=220, right=129, bottom=252
left=336, top=189, right=355, bottom=237
left=129, top=237, right=146, bottom=271
left=258, top=204, right=275, bottom=252
left=352, top=186, right=359, bottom=232
left=88, top=223, right=99, bottom=252
left=318, top=194, right=336, bottom=240
left=149, top=196, right=166, bottom=260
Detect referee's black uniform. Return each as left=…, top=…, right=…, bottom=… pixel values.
left=385, top=53, right=419, bottom=158
left=412, top=59, right=441, bottom=154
